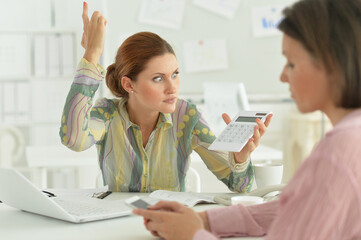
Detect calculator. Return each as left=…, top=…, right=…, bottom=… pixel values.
left=208, top=111, right=272, bottom=152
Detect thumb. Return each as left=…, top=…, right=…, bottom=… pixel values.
left=222, top=113, right=232, bottom=125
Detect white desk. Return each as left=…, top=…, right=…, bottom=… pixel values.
left=0, top=192, right=262, bottom=240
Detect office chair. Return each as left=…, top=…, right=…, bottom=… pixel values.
left=185, top=166, right=201, bottom=193
left=0, top=127, right=24, bottom=168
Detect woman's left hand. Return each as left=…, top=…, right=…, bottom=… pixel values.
left=222, top=113, right=273, bottom=164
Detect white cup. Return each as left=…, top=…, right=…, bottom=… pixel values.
left=254, top=162, right=283, bottom=188
left=231, top=196, right=263, bottom=206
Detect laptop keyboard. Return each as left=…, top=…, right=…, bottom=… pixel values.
left=54, top=198, right=130, bottom=217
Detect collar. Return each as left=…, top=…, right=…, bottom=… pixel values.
left=117, top=98, right=173, bottom=130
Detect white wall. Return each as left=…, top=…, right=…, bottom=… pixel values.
left=1, top=0, right=323, bottom=190
left=105, top=0, right=295, bottom=95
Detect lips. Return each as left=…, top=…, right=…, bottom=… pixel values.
left=163, top=97, right=177, bottom=104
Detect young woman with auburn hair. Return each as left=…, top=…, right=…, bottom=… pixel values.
left=59, top=2, right=271, bottom=193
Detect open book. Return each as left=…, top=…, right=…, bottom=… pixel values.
left=139, top=184, right=286, bottom=207
left=141, top=190, right=217, bottom=207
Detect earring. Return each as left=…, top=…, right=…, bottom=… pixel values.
left=130, top=90, right=134, bottom=94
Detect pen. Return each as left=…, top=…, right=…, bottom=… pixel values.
left=42, top=190, right=56, bottom=197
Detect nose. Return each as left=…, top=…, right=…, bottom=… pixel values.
left=165, top=78, right=178, bottom=94
left=280, top=65, right=288, bottom=83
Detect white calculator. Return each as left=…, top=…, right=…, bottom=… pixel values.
left=208, top=111, right=272, bottom=152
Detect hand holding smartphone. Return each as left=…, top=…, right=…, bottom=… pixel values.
left=125, top=196, right=151, bottom=209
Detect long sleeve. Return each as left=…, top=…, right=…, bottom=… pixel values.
left=264, top=154, right=361, bottom=240
left=202, top=200, right=278, bottom=239
left=192, top=230, right=219, bottom=240
left=59, top=58, right=107, bottom=151
left=191, top=112, right=254, bottom=193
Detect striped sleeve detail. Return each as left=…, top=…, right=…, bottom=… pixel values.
left=59, top=59, right=107, bottom=152
left=229, top=154, right=250, bottom=173
left=71, top=58, right=104, bottom=97
left=75, top=58, right=105, bottom=83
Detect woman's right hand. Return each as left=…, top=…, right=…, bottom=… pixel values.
left=133, top=201, right=205, bottom=240
left=81, top=2, right=107, bottom=65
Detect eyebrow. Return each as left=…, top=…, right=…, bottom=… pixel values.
left=152, top=68, right=179, bottom=76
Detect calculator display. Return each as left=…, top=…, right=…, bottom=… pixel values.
left=235, top=116, right=260, bottom=123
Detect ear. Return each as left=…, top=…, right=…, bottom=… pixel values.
left=121, top=76, right=134, bottom=94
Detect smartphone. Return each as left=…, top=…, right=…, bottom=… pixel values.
left=125, top=196, right=150, bottom=209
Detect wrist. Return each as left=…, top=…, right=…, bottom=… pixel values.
left=234, top=152, right=249, bottom=164
left=83, top=51, right=100, bottom=65
left=198, top=211, right=210, bottom=231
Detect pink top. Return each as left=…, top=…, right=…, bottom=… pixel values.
left=194, top=109, right=361, bottom=240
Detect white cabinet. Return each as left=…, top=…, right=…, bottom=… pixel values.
left=0, top=0, right=106, bottom=188
left=0, top=30, right=77, bottom=145
left=0, top=30, right=82, bottom=186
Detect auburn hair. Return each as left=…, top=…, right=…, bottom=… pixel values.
left=106, top=32, right=175, bottom=99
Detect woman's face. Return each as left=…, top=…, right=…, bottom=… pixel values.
left=131, top=53, right=180, bottom=114
left=280, top=34, right=333, bottom=113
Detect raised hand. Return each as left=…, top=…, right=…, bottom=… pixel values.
left=222, top=113, right=273, bottom=163
left=80, top=2, right=89, bottom=50
left=81, top=2, right=107, bottom=65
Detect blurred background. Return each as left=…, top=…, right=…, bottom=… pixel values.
left=0, top=0, right=331, bottom=192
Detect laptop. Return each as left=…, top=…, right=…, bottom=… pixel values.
left=0, top=168, right=131, bottom=223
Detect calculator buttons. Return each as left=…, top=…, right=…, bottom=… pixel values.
left=208, top=111, right=271, bottom=152
left=217, top=124, right=254, bottom=144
